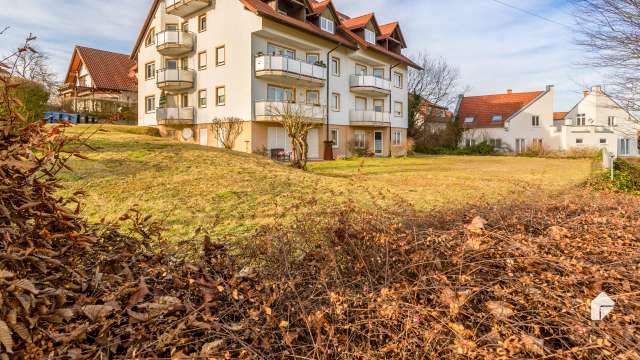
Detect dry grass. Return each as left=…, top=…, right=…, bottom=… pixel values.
left=59, top=125, right=595, bottom=240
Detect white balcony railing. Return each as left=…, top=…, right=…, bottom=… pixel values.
left=156, top=107, right=194, bottom=124
left=350, top=74, right=391, bottom=92
left=349, top=110, right=391, bottom=124
left=156, top=69, right=194, bottom=89
left=156, top=30, right=194, bottom=53
left=255, top=55, right=327, bottom=81
left=165, top=0, right=209, bottom=17
left=255, top=101, right=325, bottom=121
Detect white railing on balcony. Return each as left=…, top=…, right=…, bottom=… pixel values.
left=349, top=110, right=391, bottom=123
left=156, top=107, right=194, bottom=122
left=255, top=101, right=326, bottom=120
left=156, top=69, right=194, bottom=85
left=255, top=55, right=327, bottom=81
left=350, top=74, right=391, bottom=91
left=156, top=30, right=194, bottom=49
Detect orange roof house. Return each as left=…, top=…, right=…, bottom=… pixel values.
left=456, top=90, right=545, bottom=128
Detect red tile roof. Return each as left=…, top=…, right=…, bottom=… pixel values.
left=458, top=91, right=545, bottom=128
left=132, top=0, right=421, bottom=69
left=342, top=13, right=376, bottom=30
left=64, top=46, right=137, bottom=92
left=554, top=112, right=568, bottom=120
left=379, top=22, right=398, bottom=37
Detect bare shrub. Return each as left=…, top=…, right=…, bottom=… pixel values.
left=210, top=117, right=244, bottom=150
left=266, top=102, right=319, bottom=170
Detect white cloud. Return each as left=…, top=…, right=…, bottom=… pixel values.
left=0, top=0, right=601, bottom=109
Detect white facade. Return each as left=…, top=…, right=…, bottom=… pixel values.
left=458, top=85, right=639, bottom=157
left=133, top=0, right=411, bottom=157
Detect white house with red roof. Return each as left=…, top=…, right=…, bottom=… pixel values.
left=454, top=85, right=638, bottom=156
left=131, top=0, right=420, bottom=159
left=60, top=46, right=137, bottom=123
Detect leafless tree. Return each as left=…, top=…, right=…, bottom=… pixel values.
left=574, top=0, right=640, bottom=111
left=266, top=102, right=320, bottom=170
left=13, top=47, right=58, bottom=96
left=210, top=117, right=244, bottom=150
left=407, top=53, right=463, bottom=137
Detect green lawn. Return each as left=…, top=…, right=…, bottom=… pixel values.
left=60, top=125, right=595, bottom=241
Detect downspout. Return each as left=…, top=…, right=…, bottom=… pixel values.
left=324, top=44, right=341, bottom=160
left=388, top=62, right=401, bottom=157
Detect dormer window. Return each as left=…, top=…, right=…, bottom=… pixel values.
left=320, top=17, right=335, bottom=34
left=464, top=117, right=475, bottom=123
left=364, top=29, right=376, bottom=44
left=492, top=115, right=502, bottom=122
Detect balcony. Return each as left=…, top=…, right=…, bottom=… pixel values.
left=255, top=101, right=325, bottom=123
left=156, top=30, right=194, bottom=56
left=350, top=75, right=391, bottom=96
left=156, top=107, right=194, bottom=125
left=165, top=0, right=209, bottom=17
left=349, top=110, right=391, bottom=127
left=156, top=68, right=194, bottom=91
left=255, top=55, right=326, bottom=88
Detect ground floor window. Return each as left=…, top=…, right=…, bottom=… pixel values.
left=145, top=96, right=155, bottom=113
left=515, top=138, right=526, bottom=153
left=330, top=128, right=340, bottom=148
left=354, top=130, right=365, bottom=148
left=489, top=138, right=502, bottom=149
left=620, top=138, right=631, bottom=155
left=465, top=139, right=476, bottom=148
left=532, top=138, right=543, bottom=148
left=576, top=138, right=584, bottom=144
left=600, top=138, right=607, bottom=145
left=216, top=128, right=227, bottom=147
left=392, top=131, right=401, bottom=145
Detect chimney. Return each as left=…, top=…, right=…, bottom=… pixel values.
left=583, top=90, right=590, bottom=98
left=507, top=89, right=513, bottom=94
left=591, top=85, right=603, bottom=94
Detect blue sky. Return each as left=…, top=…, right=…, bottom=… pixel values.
left=0, top=0, right=602, bottom=110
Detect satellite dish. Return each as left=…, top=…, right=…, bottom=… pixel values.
left=182, top=128, right=193, bottom=141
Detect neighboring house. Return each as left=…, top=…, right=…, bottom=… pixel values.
left=455, top=86, right=557, bottom=152
left=554, top=86, right=638, bottom=157
left=60, top=46, right=138, bottom=123
left=414, top=99, right=452, bottom=133
left=131, top=0, right=420, bottom=158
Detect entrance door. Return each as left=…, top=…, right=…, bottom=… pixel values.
left=374, top=131, right=384, bottom=156
left=199, top=128, right=208, bottom=146
left=307, top=128, right=319, bottom=159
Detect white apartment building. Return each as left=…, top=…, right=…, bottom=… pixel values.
left=131, top=0, right=421, bottom=159
left=455, top=85, right=639, bottom=157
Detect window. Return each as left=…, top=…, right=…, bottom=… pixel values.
left=355, top=64, right=367, bottom=75
left=181, top=93, right=189, bottom=107
left=374, top=99, right=385, bottom=113
left=306, top=90, right=320, bottom=105
left=354, top=130, right=366, bottom=148
left=216, top=86, right=226, bottom=106
left=198, top=89, right=207, bottom=108
left=306, top=53, right=320, bottom=65
left=267, top=85, right=294, bottom=102
left=320, top=17, right=335, bottom=33
left=532, top=115, right=540, bottom=127
left=464, top=117, right=475, bottom=123
left=198, top=51, right=207, bottom=70
left=373, top=68, right=385, bottom=79
left=145, top=27, right=155, bottom=46
left=465, top=139, right=476, bottom=148
left=216, top=46, right=225, bottom=66
left=331, top=92, right=340, bottom=111
left=330, top=128, right=340, bottom=148
left=393, top=72, right=403, bottom=88
left=145, top=62, right=155, bottom=80
left=394, top=101, right=403, bottom=117
left=515, top=138, right=526, bottom=153
left=267, top=43, right=295, bottom=58
left=166, top=23, right=178, bottom=31
left=489, top=138, right=502, bottom=149
left=198, top=15, right=207, bottom=32
left=165, top=59, right=178, bottom=70
left=331, top=57, right=340, bottom=76
left=180, top=57, right=189, bottom=70
left=492, top=115, right=502, bottom=123
left=145, top=96, right=155, bottom=113
left=364, top=29, right=376, bottom=44
left=181, top=22, right=189, bottom=32
left=577, top=113, right=586, bottom=126
left=576, top=138, right=584, bottom=144
left=392, top=131, right=402, bottom=146
left=532, top=138, right=543, bottom=148
left=608, top=116, right=616, bottom=126
left=600, top=138, right=607, bottom=144
left=620, top=138, right=631, bottom=155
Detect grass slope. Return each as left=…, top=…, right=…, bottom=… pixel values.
left=60, top=125, right=594, bottom=240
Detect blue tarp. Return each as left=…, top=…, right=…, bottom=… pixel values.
left=44, top=112, right=79, bottom=124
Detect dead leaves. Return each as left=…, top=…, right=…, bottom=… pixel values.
left=486, top=301, right=515, bottom=321
left=465, top=216, right=488, bottom=233
left=0, top=321, right=13, bottom=354
left=82, top=303, right=119, bottom=322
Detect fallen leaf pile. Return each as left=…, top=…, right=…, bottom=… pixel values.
left=1, top=107, right=639, bottom=358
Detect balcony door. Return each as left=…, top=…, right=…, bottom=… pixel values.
left=373, top=99, right=385, bottom=112
left=355, top=97, right=367, bottom=111
left=267, top=43, right=295, bottom=59
left=374, top=131, right=384, bottom=156
left=355, top=64, right=367, bottom=76
left=373, top=68, right=385, bottom=79
left=166, top=59, right=178, bottom=70
left=267, top=85, right=294, bottom=103
left=166, top=94, right=179, bottom=108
